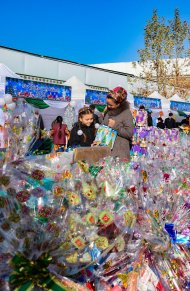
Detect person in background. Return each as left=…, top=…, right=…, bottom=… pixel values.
left=89, top=104, right=99, bottom=124
left=28, top=110, right=45, bottom=153
left=147, top=111, right=153, bottom=127
left=164, top=113, right=176, bottom=129
left=68, top=107, right=96, bottom=147
left=34, top=110, right=44, bottom=139
left=100, top=86, right=134, bottom=160
left=180, top=116, right=189, bottom=126
left=157, top=117, right=165, bottom=129
left=51, top=116, right=69, bottom=152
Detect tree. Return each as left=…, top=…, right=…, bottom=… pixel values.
left=168, top=9, right=190, bottom=95
left=136, top=9, right=190, bottom=98
left=138, top=10, right=169, bottom=93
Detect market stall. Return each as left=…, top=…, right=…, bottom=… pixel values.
left=0, top=107, right=190, bottom=290
left=170, top=93, right=190, bottom=114
left=0, top=62, right=190, bottom=290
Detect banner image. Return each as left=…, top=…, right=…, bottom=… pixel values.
left=95, top=125, right=117, bottom=149
left=170, top=101, right=190, bottom=112
left=5, top=77, right=71, bottom=102
left=85, top=89, right=108, bottom=105
left=134, top=96, right=162, bottom=109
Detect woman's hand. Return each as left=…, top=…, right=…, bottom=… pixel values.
left=108, top=119, right=115, bottom=128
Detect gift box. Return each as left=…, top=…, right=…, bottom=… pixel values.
left=73, top=146, right=111, bottom=163
left=95, top=125, right=117, bottom=149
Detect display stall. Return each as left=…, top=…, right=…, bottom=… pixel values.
left=0, top=63, right=190, bottom=291
left=0, top=65, right=21, bottom=148
left=134, top=95, right=162, bottom=110
left=0, top=106, right=190, bottom=290
left=149, top=91, right=170, bottom=110
left=170, top=94, right=190, bottom=114
left=3, top=75, right=88, bottom=130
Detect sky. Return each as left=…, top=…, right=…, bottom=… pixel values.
left=0, top=0, right=190, bottom=65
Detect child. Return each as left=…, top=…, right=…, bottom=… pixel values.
left=51, top=116, right=69, bottom=152
left=68, top=107, right=97, bottom=147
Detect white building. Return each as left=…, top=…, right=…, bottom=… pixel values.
left=92, top=58, right=190, bottom=77
left=0, top=46, right=132, bottom=92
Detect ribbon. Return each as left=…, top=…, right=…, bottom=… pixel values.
left=89, top=165, right=103, bottom=178
left=10, top=253, right=67, bottom=290
left=174, top=234, right=190, bottom=246
left=165, top=223, right=176, bottom=243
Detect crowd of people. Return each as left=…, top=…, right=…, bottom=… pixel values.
left=147, top=110, right=189, bottom=129
left=34, top=87, right=189, bottom=161
left=137, top=104, right=189, bottom=128
left=47, top=87, right=134, bottom=160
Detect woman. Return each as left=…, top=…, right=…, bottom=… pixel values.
left=100, top=86, right=134, bottom=160
left=51, top=116, right=69, bottom=152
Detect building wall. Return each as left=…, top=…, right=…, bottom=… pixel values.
left=0, top=47, right=128, bottom=90
left=92, top=59, right=190, bottom=77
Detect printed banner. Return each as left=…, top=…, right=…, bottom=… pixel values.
left=170, top=101, right=190, bottom=112
left=134, top=96, right=162, bottom=109
left=5, top=77, right=71, bottom=102
left=85, top=89, right=108, bottom=105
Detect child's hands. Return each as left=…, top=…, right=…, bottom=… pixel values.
left=108, top=119, right=115, bottom=128
left=91, top=141, right=101, bottom=147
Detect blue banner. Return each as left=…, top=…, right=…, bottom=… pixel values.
left=5, top=77, right=71, bottom=102
left=170, top=101, right=190, bottom=112
left=134, top=96, right=162, bottom=109
left=85, top=89, right=108, bottom=105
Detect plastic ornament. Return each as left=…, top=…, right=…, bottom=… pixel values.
left=4, top=94, right=13, bottom=104
left=77, top=129, right=83, bottom=136
left=95, top=123, right=100, bottom=129
left=70, top=101, right=76, bottom=107
left=6, top=103, right=16, bottom=111
left=63, top=104, right=76, bottom=131
left=0, top=98, right=5, bottom=106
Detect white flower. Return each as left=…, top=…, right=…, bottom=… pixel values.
left=77, top=129, right=83, bottom=136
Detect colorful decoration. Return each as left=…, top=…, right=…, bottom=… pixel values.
left=95, top=125, right=117, bottom=149
left=0, top=102, right=190, bottom=291
left=63, top=104, right=76, bottom=131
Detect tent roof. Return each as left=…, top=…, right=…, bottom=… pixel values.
left=63, top=76, right=86, bottom=88
left=148, top=91, right=170, bottom=108
left=149, top=91, right=163, bottom=99
left=63, top=76, right=87, bottom=100
left=0, top=63, right=21, bottom=78
left=170, top=94, right=184, bottom=102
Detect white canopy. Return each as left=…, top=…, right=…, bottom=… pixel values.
left=0, top=63, right=21, bottom=98
left=40, top=76, right=86, bottom=129
left=0, top=63, right=21, bottom=79
left=148, top=91, right=170, bottom=109
left=63, top=75, right=88, bottom=100
left=127, top=92, right=134, bottom=108
left=149, top=91, right=163, bottom=99
left=170, top=94, right=184, bottom=102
